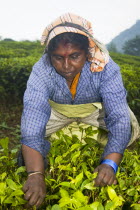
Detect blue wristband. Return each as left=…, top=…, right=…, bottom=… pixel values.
left=100, top=159, right=118, bottom=173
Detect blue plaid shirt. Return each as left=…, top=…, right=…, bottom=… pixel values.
left=21, top=54, right=131, bottom=158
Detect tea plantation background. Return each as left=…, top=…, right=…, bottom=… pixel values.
left=0, top=40, right=140, bottom=210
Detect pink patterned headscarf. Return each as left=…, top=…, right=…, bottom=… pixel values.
left=41, top=13, right=109, bottom=72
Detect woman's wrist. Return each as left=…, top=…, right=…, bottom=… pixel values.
left=100, top=159, right=118, bottom=173
left=103, top=153, right=122, bottom=165
left=27, top=171, right=45, bottom=177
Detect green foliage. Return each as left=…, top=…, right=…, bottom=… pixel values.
left=0, top=40, right=44, bottom=102
left=110, top=52, right=140, bottom=121
left=0, top=40, right=44, bottom=58
left=0, top=126, right=140, bottom=209
left=0, top=56, right=37, bottom=101
left=123, top=36, right=140, bottom=56
left=0, top=138, right=27, bottom=210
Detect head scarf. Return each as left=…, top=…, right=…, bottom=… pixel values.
left=41, top=13, right=109, bottom=72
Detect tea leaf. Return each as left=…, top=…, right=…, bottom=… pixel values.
left=15, top=166, right=26, bottom=175
left=84, top=182, right=95, bottom=190
left=75, top=172, right=83, bottom=184
left=51, top=204, right=61, bottom=210
left=0, top=156, right=8, bottom=160
left=59, top=197, right=72, bottom=207
left=46, top=195, right=59, bottom=200
left=70, top=144, right=81, bottom=152
left=73, top=190, right=88, bottom=204
left=11, top=148, right=19, bottom=154
left=127, top=188, right=136, bottom=196
left=97, top=203, right=104, bottom=210
left=85, top=170, right=92, bottom=180
left=16, top=196, right=27, bottom=204
left=58, top=182, right=75, bottom=189
left=0, top=182, right=6, bottom=195
left=59, top=188, right=69, bottom=198
left=1, top=172, right=7, bottom=180
left=107, top=186, right=117, bottom=200
left=118, top=179, right=127, bottom=190
left=105, top=201, right=114, bottom=210
left=6, top=179, right=18, bottom=190
left=59, top=182, right=71, bottom=188
left=71, top=151, right=81, bottom=163
left=90, top=201, right=103, bottom=210
left=131, top=204, right=140, bottom=210
left=55, top=156, right=63, bottom=164
left=4, top=196, right=14, bottom=204
left=112, top=196, right=124, bottom=208
left=84, top=137, right=95, bottom=145
left=0, top=137, right=9, bottom=150
left=10, top=189, right=24, bottom=196
left=0, top=195, right=6, bottom=204
left=76, top=206, right=93, bottom=210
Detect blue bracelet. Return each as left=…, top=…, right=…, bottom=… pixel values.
left=100, top=159, right=118, bottom=173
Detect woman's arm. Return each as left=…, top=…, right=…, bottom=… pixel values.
left=94, top=58, right=131, bottom=186
left=22, top=144, right=45, bottom=173
left=22, top=145, right=46, bottom=208
left=21, top=58, right=52, bottom=207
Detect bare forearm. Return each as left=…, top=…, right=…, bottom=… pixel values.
left=104, top=152, right=123, bottom=165
left=22, top=144, right=45, bottom=173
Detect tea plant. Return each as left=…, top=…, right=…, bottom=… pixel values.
left=0, top=126, right=140, bottom=209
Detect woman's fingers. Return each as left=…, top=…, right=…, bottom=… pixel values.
left=27, top=192, right=39, bottom=206
left=23, top=182, right=29, bottom=193
left=35, top=195, right=46, bottom=208
left=23, top=174, right=46, bottom=208
left=24, top=191, right=33, bottom=201
left=113, top=179, right=118, bottom=185
left=94, top=164, right=116, bottom=187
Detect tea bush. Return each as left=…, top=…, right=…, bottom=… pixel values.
left=0, top=126, right=140, bottom=210
left=0, top=41, right=44, bottom=102
left=110, top=52, right=140, bottom=121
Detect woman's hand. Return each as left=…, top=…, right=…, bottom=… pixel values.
left=21, top=145, right=46, bottom=207
left=23, top=174, right=46, bottom=208
left=93, top=164, right=117, bottom=187
left=93, top=153, right=122, bottom=186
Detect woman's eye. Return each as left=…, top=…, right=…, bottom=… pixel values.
left=52, top=55, right=62, bottom=61
left=55, top=56, right=62, bottom=60
left=71, top=55, right=79, bottom=59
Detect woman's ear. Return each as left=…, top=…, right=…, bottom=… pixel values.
left=86, top=52, right=89, bottom=61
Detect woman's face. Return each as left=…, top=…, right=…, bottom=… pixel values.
left=50, top=43, right=87, bottom=81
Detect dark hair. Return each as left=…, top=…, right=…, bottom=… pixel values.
left=47, top=32, right=89, bottom=57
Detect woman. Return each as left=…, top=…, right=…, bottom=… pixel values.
left=20, top=13, right=139, bottom=208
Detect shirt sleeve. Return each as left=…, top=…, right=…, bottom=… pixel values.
left=100, top=58, right=131, bottom=158
left=21, top=60, right=51, bottom=157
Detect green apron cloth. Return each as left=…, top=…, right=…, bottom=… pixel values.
left=47, top=100, right=140, bottom=147
left=49, top=100, right=102, bottom=118
left=48, top=100, right=107, bottom=145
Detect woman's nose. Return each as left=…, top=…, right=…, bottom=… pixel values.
left=63, top=58, right=69, bottom=69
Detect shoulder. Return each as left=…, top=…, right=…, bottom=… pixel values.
left=85, top=57, right=120, bottom=78
left=32, top=53, right=53, bottom=77
left=100, top=57, right=121, bottom=80
left=104, top=57, right=120, bottom=73
left=27, top=54, right=54, bottom=89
